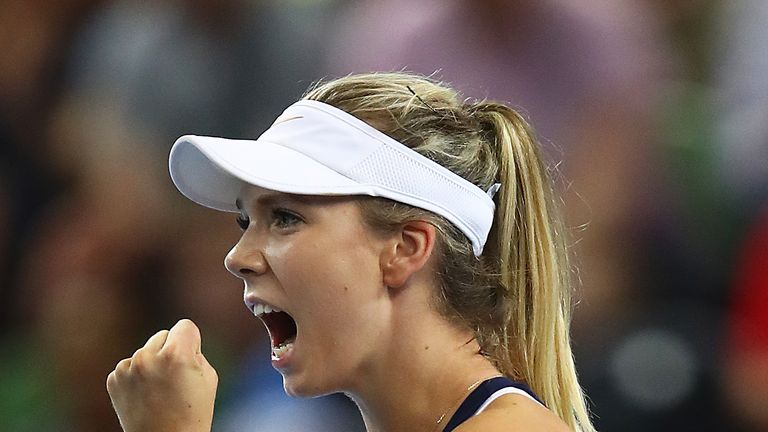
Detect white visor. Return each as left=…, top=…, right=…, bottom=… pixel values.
left=168, top=100, right=497, bottom=255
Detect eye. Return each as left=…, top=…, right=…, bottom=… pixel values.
left=236, top=211, right=250, bottom=231
left=271, top=208, right=302, bottom=229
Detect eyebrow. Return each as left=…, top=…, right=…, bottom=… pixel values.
left=235, top=192, right=318, bottom=211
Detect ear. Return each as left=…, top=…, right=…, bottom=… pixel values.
left=380, top=220, right=437, bottom=288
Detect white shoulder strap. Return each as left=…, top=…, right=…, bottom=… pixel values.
left=473, top=387, right=544, bottom=416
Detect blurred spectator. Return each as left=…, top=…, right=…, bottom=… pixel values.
left=14, top=99, right=177, bottom=430
left=714, top=0, right=768, bottom=208
left=64, top=0, right=335, bottom=138
left=724, top=206, right=768, bottom=431
left=0, top=0, right=103, bottom=334
left=716, top=3, right=768, bottom=429
left=0, top=1, right=106, bottom=429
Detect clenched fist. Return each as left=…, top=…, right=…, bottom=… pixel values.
left=106, top=319, right=219, bottom=432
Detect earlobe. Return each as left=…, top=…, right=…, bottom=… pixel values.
left=381, top=220, right=436, bottom=288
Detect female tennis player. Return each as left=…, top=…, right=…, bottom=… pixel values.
left=106, top=72, right=595, bottom=432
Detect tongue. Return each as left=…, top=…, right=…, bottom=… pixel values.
left=261, top=311, right=297, bottom=347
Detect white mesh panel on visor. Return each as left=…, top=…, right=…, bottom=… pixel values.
left=346, top=144, right=488, bottom=252
left=169, top=100, right=497, bottom=256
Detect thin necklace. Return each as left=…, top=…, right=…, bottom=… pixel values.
left=433, top=374, right=503, bottom=432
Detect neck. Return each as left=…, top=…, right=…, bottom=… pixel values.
left=345, top=295, right=502, bottom=432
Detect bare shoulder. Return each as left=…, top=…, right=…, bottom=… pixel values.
left=453, top=394, right=571, bottom=432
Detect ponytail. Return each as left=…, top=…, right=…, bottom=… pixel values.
left=472, top=102, right=594, bottom=432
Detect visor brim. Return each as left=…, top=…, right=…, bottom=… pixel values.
left=169, top=135, right=361, bottom=212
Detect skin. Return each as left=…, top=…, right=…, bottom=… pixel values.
left=107, top=185, right=569, bottom=432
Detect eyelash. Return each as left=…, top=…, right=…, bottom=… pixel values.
left=271, top=209, right=302, bottom=229
left=236, top=213, right=250, bottom=230
left=235, top=208, right=303, bottom=231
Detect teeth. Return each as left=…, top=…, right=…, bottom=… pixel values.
left=253, top=304, right=264, bottom=316
left=271, top=341, right=294, bottom=360
left=251, top=302, right=283, bottom=317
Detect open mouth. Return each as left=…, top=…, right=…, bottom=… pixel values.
left=252, top=304, right=297, bottom=360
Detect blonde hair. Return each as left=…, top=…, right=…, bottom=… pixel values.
left=303, top=72, right=595, bottom=431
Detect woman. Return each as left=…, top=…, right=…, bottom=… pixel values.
left=107, top=72, right=595, bottom=432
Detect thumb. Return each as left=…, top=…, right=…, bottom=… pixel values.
left=164, top=318, right=202, bottom=355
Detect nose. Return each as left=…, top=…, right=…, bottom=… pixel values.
left=224, top=240, right=269, bottom=279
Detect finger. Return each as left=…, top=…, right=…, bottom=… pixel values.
left=142, top=329, right=170, bottom=353
left=163, top=318, right=201, bottom=355
left=114, top=357, right=132, bottom=375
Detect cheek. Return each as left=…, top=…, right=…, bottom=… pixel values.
left=293, top=250, right=380, bottom=308
left=284, top=240, right=382, bottom=325
left=276, top=231, right=381, bottom=293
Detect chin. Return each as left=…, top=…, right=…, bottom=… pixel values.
left=281, top=373, right=338, bottom=398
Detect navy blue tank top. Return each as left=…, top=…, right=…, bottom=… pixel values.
left=442, top=377, right=543, bottom=432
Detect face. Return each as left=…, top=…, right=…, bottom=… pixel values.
left=225, top=185, right=392, bottom=397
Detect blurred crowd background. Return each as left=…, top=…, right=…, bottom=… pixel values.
left=1, top=0, right=766, bottom=431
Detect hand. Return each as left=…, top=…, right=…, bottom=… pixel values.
left=106, top=319, right=219, bottom=432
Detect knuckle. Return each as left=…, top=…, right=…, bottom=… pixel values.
left=131, top=346, right=145, bottom=361
left=158, top=346, right=177, bottom=361
left=129, top=355, right=145, bottom=373
left=116, top=357, right=132, bottom=373
left=159, top=346, right=186, bottom=366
